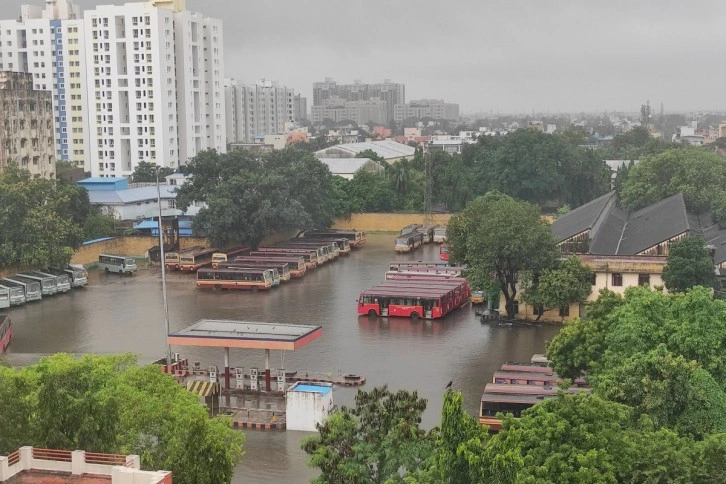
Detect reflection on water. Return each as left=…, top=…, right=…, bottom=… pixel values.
left=6, top=234, right=560, bottom=483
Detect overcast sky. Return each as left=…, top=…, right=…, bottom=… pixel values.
left=64, top=0, right=726, bottom=114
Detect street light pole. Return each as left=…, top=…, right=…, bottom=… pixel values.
left=156, top=167, right=171, bottom=367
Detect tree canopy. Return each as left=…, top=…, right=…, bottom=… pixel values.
left=521, top=256, right=593, bottom=320
left=446, top=191, right=558, bottom=318
left=618, top=146, right=726, bottom=215
left=176, top=149, right=336, bottom=247
left=130, top=160, right=175, bottom=183
left=0, top=165, right=95, bottom=268
left=0, top=354, right=244, bottom=484
left=301, top=386, right=432, bottom=484
left=662, top=235, right=719, bottom=292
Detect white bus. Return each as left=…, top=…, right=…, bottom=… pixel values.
left=33, top=270, right=71, bottom=293
left=0, top=286, right=9, bottom=309
left=0, top=283, right=26, bottom=306
left=18, top=272, right=57, bottom=296
left=99, top=254, right=138, bottom=275
left=2, top=277, right=42, bottom=302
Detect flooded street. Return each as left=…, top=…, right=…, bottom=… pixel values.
left=6, top=233, right=560, bottom=483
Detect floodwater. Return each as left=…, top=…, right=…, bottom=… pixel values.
left=6, top=234, right=560, bottom=483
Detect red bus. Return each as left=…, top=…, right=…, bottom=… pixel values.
left=0, top=314, right=12, bottom=354
left=440, top=244, right=449, bottom=261
left=234, top=255, right=306, bottom=278
left=218, top=260, right=291, bottom=282
left=358, top=279, right=470, bottom=319
left=211, top=247, right=250, bottom=268
left=179, top=247, right=220, bottom=271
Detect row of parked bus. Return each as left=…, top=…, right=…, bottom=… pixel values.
left=157, top=230, right=367, bottom=292
left=479, top=357, right=589, bottom=431
left=358, top=264, right=471, bottom=319
left=0, top=266, right=88, bottom=308
left=395, top=224, right=447, bottom=253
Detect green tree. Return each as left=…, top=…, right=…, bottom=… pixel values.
left=0, top=166, right=87, bottom=268
left=82, top=207, right=117, bottom=240
left=301, top=386, right=432, bottom=484
left=131, top=160, right=175, bottom=183
left=447, top=191, right=558, bottom=318
left=0, top=354, right=244, bottom=484
left=662, top=235, right=719, bottom=292
left=485, top=393, right=695, bottom=483
left=546, top=289, right=623, bottom=380
left=619, top=146, right=726, bottom=213
left=591, top=345, right=726, bottom=438
left=405, top=391, right=489, bottom=484
left=521, top=256, right=593, bottom=320
left=177, top=149, right=336, bottom=247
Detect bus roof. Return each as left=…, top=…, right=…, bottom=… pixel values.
left=361, top=288, right=457, bottom=298
left=483, top=384, right=590, bottom=396
left=480, top=393, right=555, bottom=404
left=234, top=255, right=304, bottom=262
left=199, top=267, right=267, bottom=275
left=390, top=261, right=450, bottom=266
left=493, top=370, right=558, bottom=381
left=500, top=363, right=554, bottom=374
left=181, top=247, right=219, bottom=257
left=99, top=253, right=133, bottom=258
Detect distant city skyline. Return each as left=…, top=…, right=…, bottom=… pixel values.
left=23, top=0, right=726, bottom=114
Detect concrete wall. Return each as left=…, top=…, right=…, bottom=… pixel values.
left=332, top=213, right=453, bottom=232
left=286, top=384, right=334, bottom=432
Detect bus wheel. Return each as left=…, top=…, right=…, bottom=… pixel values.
left=368, top=309, right=377, bottom=318
left=104, top=267, right=110, bottom=273
left=411, top=312, right=420, bottom=320
left=214, top=284, right=222, bottom=291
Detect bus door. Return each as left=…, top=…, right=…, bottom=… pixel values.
left=378, top=297, right=389, bottom=316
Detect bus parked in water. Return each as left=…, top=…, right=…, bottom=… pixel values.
left=304, top=229, right=366, bottom=248
left=389, top=261, right=451, bottom=272
left=421, top=225, right=435, bottom=243
left=0, top=283, right=26, bottom=306
left=196, top=267, right=274, bottom=291
left=2, top=277, right=41, bottom=302
left=433, top=226, right=447, bottom=244
left=0, top=314, right=12, bottom=354
left=179, top=247, right=220, bottom=272
left=394, top=232, right=424, bottom=252
left=232, top=255, right=306, bottom=278
left=251, top=248, right=320, bottom=269
left=98, top=254, right=137, bottom=275
left=0, top=286, right=9, bottom=309
left=358, top=278, right=470, bottom=319
left=48, top=265, right=88, bottom=287
left=18, top=272, right=58, bottom=296
left=440, top=244, right=449, bottom=261
left=219, top=260, right=291, bottom=282
left=33, top=270, right=71, bottom=293
left=211, top=247, right=250, bottom=268
left=164, top=245, right=204, bottom=271
left=400, top=224, right=421, bottom=236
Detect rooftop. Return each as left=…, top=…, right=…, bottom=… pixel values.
left=318, top=157, right=380, bottom=174
left=87, top=185, right=178, bottom=205
left=291, top=384, right=332, bottom=395
left=168, top=319, right=322, bottom=350
left=315, top=139, right=415, bottom=160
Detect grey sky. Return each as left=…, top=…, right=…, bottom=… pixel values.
left=67, top=1, right=726, bottom=113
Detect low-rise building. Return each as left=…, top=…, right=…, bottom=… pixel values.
left=78, top=175, right=203, bottom=221
left=0, top=71, right=56, bottom=179
left=315, top=139, right=415, bottom=163
left=318, top=157, right=384, bottom=180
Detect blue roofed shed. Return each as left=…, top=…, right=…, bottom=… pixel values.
left=77, top=177, right=129, bottom=191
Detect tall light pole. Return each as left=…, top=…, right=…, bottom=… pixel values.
left=156, top=166, right=172, bottom=366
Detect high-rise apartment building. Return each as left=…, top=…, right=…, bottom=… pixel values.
left=224, top=79, right=306, bottom=143
left=312, top=78, right=405, bottom=124
left=0, top=0, right=89, bottom=168
left=393, top=99, right=459, bottom=122
left=0, top=71, right=56, bottom=178
left=84, top=0, right=225, bottom=177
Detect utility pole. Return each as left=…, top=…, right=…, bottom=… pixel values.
left=423, top=146, right=433, bottom=226
left=156, top=167, right=171, bottom=367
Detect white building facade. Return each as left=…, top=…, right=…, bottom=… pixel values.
left=83, top=0, right=224, bottom=178
left=224, top=79, right=303, bottom=143
left=0, top=0, right=90, bottom=167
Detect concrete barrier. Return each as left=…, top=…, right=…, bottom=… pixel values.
left=332, top=213, right=453, bottom=232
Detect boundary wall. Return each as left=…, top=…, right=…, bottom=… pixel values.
left=332, top=213, right=453, bottom=232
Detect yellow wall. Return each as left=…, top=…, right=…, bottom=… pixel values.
left=332, top=213, right=453, bottom=232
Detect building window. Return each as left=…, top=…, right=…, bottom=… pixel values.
left=638, top=274, right=651, bottom=286
left=534, top=305, right=544, bottom=317
left=612, top=273, right=623, bottom=287
left=589, top=273, right=596, bottom=285
left=559, top=306, right=570, bottom=317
